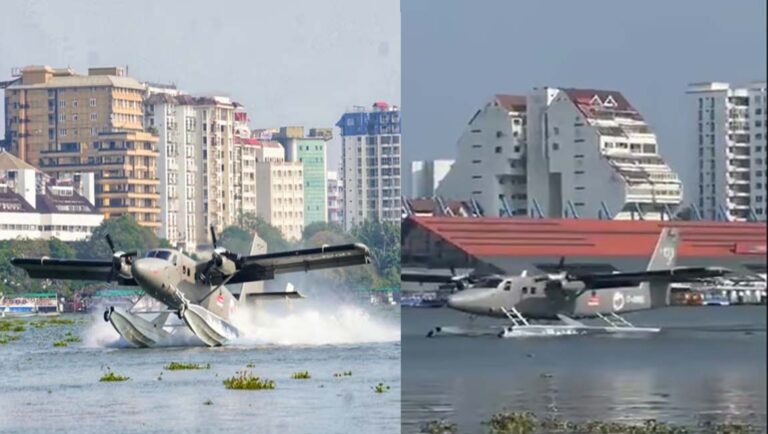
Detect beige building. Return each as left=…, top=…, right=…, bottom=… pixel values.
left=3, top=65, right=159, bottom=228
left=255, top=156, right=304, bottom=241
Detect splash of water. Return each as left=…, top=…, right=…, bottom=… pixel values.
left=230, top=301, right=400, bottom=346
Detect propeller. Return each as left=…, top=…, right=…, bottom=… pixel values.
left=105, top=234, right=137, bottom=283
left=200, top=225, right=236, bottom=284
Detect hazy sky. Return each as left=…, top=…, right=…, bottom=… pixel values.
left=402, top=0, right=767, bottom=198
left=0, top=0, right=401, bottom=171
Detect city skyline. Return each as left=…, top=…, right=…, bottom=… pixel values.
left=0, top=0, right=401, bottom=172
left=401, top=0, right=767, bottom=199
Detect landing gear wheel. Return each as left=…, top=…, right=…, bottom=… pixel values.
left=103, top=309, right=110, bottom=323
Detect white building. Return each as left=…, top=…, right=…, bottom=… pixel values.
left=145, top=92, right=241, bottom=251
left=438, top=89, right=683, bottom=220
left=437, top=94, right=529, bottom=216
left=336, top=102, right=401, bottom=230
left=327, top=170, right=344, bottom=225
left=255, top=155, right=304, bottom=241
left=686, top=82, right=766, bottom=221
left=410, top=159, right=454, bottom=198
left=0, top=150, right=102, bottom=241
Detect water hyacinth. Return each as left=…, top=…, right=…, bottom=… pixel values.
left=223, top=371, right=275, bottom=390
left=99, top=371, right=130, bottom=382
left=164, top=362, right=211, bottom=371
left=291, top=371, right=311, bottom=380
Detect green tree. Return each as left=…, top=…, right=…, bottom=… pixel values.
left=75, top=215, right=166, bottom=259
left=236, top=213, right=294, bottom=252
left=351, top=220, right=400, bottom=281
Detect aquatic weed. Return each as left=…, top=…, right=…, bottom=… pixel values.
left=164, top=361, right=211, bottom=371
left=420, top=420, right=458, bottom=434
left=52, top=340, right=68, bottom=347
left=333, top=370, right=353, bottom=377
left=223, top=371, right=275, bottom=390
left=290, top=370, right=311, bottom=380
left=99, top=371, right=130, bottom=382
left=374, top=382, right=390, bottom=393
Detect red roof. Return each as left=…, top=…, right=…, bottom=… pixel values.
left=562, top=88, right=643, bottom=121
left=408, top=216, right=767, bottom=258
left=495, top=94, right=526, bottom=112
left=234, top=137, right=261, bottom=146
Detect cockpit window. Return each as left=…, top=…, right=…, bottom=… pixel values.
left=503, top=281, right=512, bottom=291
left=145, top=250, right=172, bottom=261
left=155, top=251, right=172, bottom=260
left=478, top=277, right=503, bottom=287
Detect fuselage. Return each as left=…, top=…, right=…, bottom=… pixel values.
left=446, top=277, right=655, bottom=320
left=129, top=249, right=207, bottom=311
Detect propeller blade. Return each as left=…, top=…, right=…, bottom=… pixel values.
left=557, top=256, right=565, bottom=270
left=210, top=225, right=218, bottom=249
left=450, top=266, right=456, bottom=276
left=105, top=234, right=115, bottom=253
left=122, top=251, right=137, bottom=258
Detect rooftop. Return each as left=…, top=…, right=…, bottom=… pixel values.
left=494, top=94, right=526, bottom=112
left=0, top=150, right=38, bottom=172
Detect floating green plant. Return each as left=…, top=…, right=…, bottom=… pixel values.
left=246, top=362, right=255, bottom=368
left=0, top=320, right=26, bottom=333
left=223, top=371, right=275, bottom=390
left=99, top=371, right=130, bottom=382
left=290, top=371, right=311, bottom=380
left=420, top=420, right=458, bottom=434
left=0, top=333, right=21, bottom=345
left=52, top=340, right=68, bottom=347
left=333, top=370, right=352, bottom=377
left=164, top=361, right=211, bottom=371
left=482, top=411, right=709, bottom=434
left=203, top=399, right=213, bottom=406
left=374, top=382, right=390, bottom=393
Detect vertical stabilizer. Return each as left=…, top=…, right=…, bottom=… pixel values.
left=644, top=227, right=680, bottom=307
left=238, top=232, right=267, bottom=301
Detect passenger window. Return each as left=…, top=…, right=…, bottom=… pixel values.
left=172, top=255, right=177, bottom=266
left=531, top=287, right=536, bottom=295
left=503, top=282, right=511, bottom=291
left=522, top=287, right=528, bottom=294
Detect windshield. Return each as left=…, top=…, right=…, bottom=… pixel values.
left=145, top=250, right=173, bottom=261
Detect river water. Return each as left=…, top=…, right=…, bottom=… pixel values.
left=402, top=305, right=766, bottom=433
left=0, top=304, right=400, bottom=434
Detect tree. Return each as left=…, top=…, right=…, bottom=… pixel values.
left=236, top=213, right=294, bottom=252
left=351, top=220, right=400, bottom=281
left=75, top=215, right=167, bottom=259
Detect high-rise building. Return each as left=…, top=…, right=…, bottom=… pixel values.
left=3, top=65, right=144, bottom=168
left=336, top=102, right=401, bottom=230
left=438, top=89, right=682, bottom=220
left=255, top=144, right=304, bottom=240
left=327, top=170, right=344, bottom=226
left=3, top=65, right=159, bottom=228
left=272, top=126, right=330, bottom=225
left=686, top=82, right=767, bottom=221
left=410, top=159, right=454, bottom=198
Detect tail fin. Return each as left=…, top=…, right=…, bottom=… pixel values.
left=644, top=227, right=680, bottom=307
left=238, top=232, right=268, bottom=302
left=647, top=227, right=679, bottom=271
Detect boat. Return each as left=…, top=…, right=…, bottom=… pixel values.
left=0, top=292, right=61, bottom=317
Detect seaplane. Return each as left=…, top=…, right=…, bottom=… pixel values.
left=402, top=228, right=732, bottom=338
left=11, top=226, right=370, bottom=347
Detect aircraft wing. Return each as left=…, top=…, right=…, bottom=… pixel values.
left=10, top=257, right=137, bottom=285
left=226, top=243, right=370, bottom=284
left=576, top=266, right=731, bottom=289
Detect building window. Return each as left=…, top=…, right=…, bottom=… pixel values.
left=59, top=113, right=66, bottom=122
left=553, top=127, right=559, bottom=135
left=59, top=100, right=66, bottom=108
left=89, top=98, right=96, bottom=107
left=495, top=146, right=502, bottom=153
left=91, top=113, right=97, bottom=121
left=552, top=143, right=559, bottom=151
left=72, top=114, right=78, bottom=121
left=72, top=100, right=78, bottom=108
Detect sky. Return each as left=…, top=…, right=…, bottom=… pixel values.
left=0, top=0, right=401, bottom=171
left=402, top=0, right=767, bottom=199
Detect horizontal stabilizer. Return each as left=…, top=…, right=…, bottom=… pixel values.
left=244, top=291, right=304, bottom=300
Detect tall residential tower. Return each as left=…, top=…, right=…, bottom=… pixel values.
left=336, top=102, right=401, bottom=230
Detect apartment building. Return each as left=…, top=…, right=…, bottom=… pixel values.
left=327, top=170, right=344, bottom=226
left=255, top=154, right=304, bottom=241
left=437, top=89, right=682, bottom=220
left=3, top=65, right=159, bottom=228
left=336, top=102, right=401, bottom=230
left=271, top=126, right=330, bottom=225
left=686, top=82, right=767, bottom=221
left=0, top=150, right=103, bottom=241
